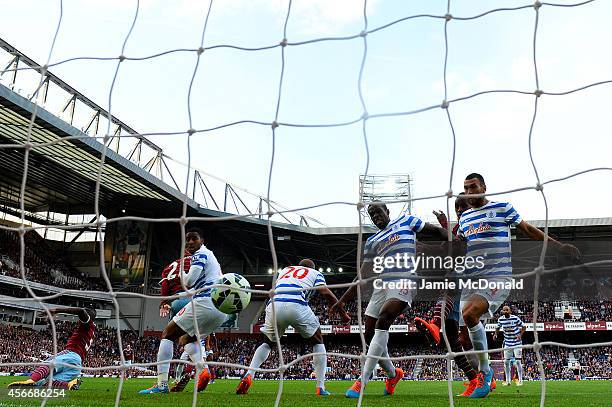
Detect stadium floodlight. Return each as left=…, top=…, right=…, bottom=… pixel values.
left=338, top=267, right=343, bottom=273
left=359, top=174, right=413, bottom=222
left=267, top=268, right=273, bottom=274
left=318, top=268, right=323, bottom=272
left=326, top=267, right=331, bottom=272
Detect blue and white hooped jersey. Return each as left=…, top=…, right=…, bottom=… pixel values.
left=457, top=201, right=522, bottom=277
left=189, top=245, right=222, bottom=298
left=497, top=314, right=524, bottom=347
left=364, top=212, right=424, bottom=277
left=272, top=266, right=326, bottom=306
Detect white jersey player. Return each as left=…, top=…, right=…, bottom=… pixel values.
left=235, top=259, right=350, bottom=397
left=458, top=173, right=580, bottom=398
left=139, top=228, right=227, bottom=395
left=494, top=305, right=526, bottom=386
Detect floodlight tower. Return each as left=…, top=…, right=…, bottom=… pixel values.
left=359, top=174, right=413, bottom=224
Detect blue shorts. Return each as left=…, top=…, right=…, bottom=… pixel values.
left=45, top=351, right=82, bottom=383
left=170, top=298, right=191, bottom=319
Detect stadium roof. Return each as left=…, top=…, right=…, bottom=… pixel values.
left=0, top=84, right=201, bottom=215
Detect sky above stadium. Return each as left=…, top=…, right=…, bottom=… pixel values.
left=1, top=0, right=611, bottom=227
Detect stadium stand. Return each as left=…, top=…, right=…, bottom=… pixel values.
left=1, top=321, right=610, bottom=381
left=0, top=228, right=104, bottom=291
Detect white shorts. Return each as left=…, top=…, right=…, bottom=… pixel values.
left=504, top=347, right=523, bottom=360
left=364, top=288, right=387, bottom=318
left=364, top=286, right=412, bottom=318
left=459, top=279, right=510, bottom=326
left=173, top=296, right=227, bottom=337
left=261, top=301, right=319, bottom=341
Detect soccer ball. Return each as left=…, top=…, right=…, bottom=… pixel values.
left=210, top=273, right=251, bottom=314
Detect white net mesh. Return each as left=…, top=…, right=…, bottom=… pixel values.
left=1, top=1, right=611, bottom=406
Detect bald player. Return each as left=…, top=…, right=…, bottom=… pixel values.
left=236, top=259, right=350, bottom=396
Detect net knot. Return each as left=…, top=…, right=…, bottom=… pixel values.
left=23, top=142, right=33, bottom=151
left=118, top=55, right=126, bottom=62
left=535, top=182, right=543, bottom=191
left=278, top=364, right=288, bottom=373
left=441, top=100, right=449, bottom=109
left=361, top=111, right=369, bottom=120
left=533, top=342, right=542, bottom=352
left=197, top=47, right=205, bottom=55
left=187, top=128, right=196, bottom=136
left=271, top=121, right=279, bottom=129
left=534, top=265, right=545, bottom=274
left=179, top=216, right=188, bottom=225
left=444, top=14, right=453, bottom=22
left=356, top=201, right=365, bottom=210
left=359, top=30, right=367, bottom=37
left=535, top=89, right=543, bottom=97
left=41, top=65, right=48, bottom=75
left=280, top=38, right=288, bottom=47
left=445, top=189, right=453, bottom=198
left=533, top=1, right=542, bottom=10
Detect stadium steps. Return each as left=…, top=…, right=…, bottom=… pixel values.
left=413, top=357, right=424, bottom=378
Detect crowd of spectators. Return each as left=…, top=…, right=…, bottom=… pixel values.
left=258, top=288, right=612, bottom=325
left=2, top=321, right=609, bottom=381
left=0, top=229, right=104, bottom=291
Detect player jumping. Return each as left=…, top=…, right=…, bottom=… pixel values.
left=236, top=259, right=350, bottom=396
left=493, top=305, right=526, bottom=386
left=458, top=173, right=580, bottom=398
left=8, top=307, right=96, bottom=390
left=139, top=228, right=227, bottom=395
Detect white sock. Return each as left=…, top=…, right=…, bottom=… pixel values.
left=380, top=348, right=396, bottom=378
left=247, top=343, right=271, bottom=377
left=174, top=351, right=190, bottom=379
left=516, top=360, right=523, bottom=381
left=184, top=341, right=206, bottom=369
left=504, top=359, right=512, bottom=383
left=312, top=344, right=326, bottom=389
left=362, top=329, right=388, bottom=386
left=468, top=324, right=490, bottom=374
left=157, top=338, right=173, bottom=387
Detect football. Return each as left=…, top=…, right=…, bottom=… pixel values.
left=210, top=273, right=251, bottom=314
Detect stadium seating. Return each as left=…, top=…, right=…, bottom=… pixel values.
left=1, top=322, right=610, bottom=380
left=0, top=229, right=105, bottom=291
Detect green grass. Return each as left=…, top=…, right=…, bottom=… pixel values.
left=0, top=377, right=610, bottom=407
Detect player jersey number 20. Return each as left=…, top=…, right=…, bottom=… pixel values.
left=279, top=267, right=309, bottom=280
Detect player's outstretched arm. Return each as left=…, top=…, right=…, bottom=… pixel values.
left=418, top=222, right=450, bottom=241
left=319, top=286, right=351, bottom=323
left=49, top=307, right=91, bottom=322
left=331, top=261, right=373, bottom=312
left=515, top=220, right=581, bottom=260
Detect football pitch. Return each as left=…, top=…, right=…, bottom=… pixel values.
left=0, top=378, right=610, bottom=407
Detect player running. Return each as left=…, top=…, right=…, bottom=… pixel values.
left=493, top=305, right=526, bottom=386
left=236, top=259, right=350, bottom=396
left=332, top=202, right=449, bottom=398
left=8, top=307, right=96, bottom=390
left=458, top=173, right=580, bottom=398
left=139, top=228, right=227, bottom=395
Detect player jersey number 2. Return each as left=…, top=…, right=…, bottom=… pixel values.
left=166, top=261, right=179, bottom=280
left=279, top=266, right=309, bottom=280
